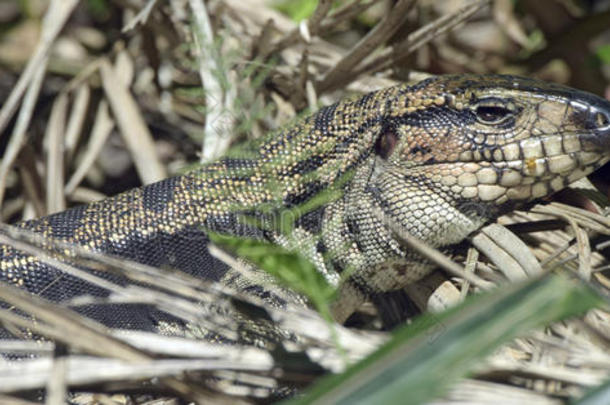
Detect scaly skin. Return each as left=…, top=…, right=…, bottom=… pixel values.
left=1, top=74, right=610, bottom=327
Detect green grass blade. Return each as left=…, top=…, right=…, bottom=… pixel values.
left=292, top=274, right=602, bottom=405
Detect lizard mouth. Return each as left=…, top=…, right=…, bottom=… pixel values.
left=458, top=131, right=609, bottom=165
left=579, top=126, right=610, bottom=153
left=419, top=131, right=610, bottom=205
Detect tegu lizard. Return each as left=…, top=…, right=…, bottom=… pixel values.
left=1, top=74, right=609, bottom=328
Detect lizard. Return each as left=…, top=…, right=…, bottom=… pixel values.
left=1, top=74, right=609, bottom=330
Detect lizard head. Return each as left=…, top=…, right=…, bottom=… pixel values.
left=378, top=74, right=610, bottom=215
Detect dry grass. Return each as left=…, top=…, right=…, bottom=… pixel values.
left=0, top=0, right=609, bottom=403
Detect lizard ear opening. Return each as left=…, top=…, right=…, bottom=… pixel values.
left=375, top=125, right=399, bottom=159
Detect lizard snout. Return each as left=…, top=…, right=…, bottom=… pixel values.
left=573, top=96, right=610, bottom=153
left=588, top=105, right=610, bottom=151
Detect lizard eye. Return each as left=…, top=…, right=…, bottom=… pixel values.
left=474, top=98, right=515, bottom=125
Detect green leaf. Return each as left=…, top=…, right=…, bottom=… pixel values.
left=208, top=233, right=336, bottom=319
left=85, top=0, right=110, bottom=20
left=290, top=274, right=601, bottom=405
left=273, top=0, right=319, bottom=21
left=596, top=44, right=610, bottom=65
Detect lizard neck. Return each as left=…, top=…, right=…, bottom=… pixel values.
left=184, top=86, right=400, bottom=233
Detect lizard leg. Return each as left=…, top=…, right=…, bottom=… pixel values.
left=330, top=279, right=368, bottom=324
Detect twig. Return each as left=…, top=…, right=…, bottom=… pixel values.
left=534, top=202, right=610, bottom=231
left=0, top=284, right=232, bottom=403
left=534, top=205, right=592, bottom=280
left=354, top=0, right=491, bottom=80
left=0, top=354, right=273, bottom=395
left=189, top=0, right=237, bottom=162
left=0, top=395, right=42, bottom=405
left=321, top=0, right=377, bottom=31
left=45, top=92, right=68, bottom=214
left=460, top=248, right=479, bottom=301
left=0, top=0, right=79, bottom=136
left=504, top=219, right=567, bottom=234
left=99, top=58, right=167, bottom=184
left=0, top=59, right=47, bottom=208
left=597, top=239, right=610, bottom=251
left=317, top=0, right=416, bottom=93
left=65, top=100, right=115, bottom=195
left=540, top=239, right=575, bottom=269
left=63, top=84, right=91, bottom=162
left=270, top=0, right=333, bottom=53
left=302, top=0, right=333, bottom=38
left=471, top=232, right=527, bottom=282
left=267, top=0, right=377, bottom=56
left=0, top=283, right=149, bottom=362
left=46, top=346, right=68, bottom=405
left=122, top=0, right=160, bottom=32
left=0, top=0, right=86, bottom=207
left=16, top=147, right=45, bottom=217
left=477, top=223, right=542, bottom=276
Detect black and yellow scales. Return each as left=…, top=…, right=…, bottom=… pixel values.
left=1, top=74, right=610, bottom=329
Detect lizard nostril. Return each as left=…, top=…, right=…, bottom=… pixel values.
left=594, top=110, right=610, bottom=129
left=585, top=107, right=610, bottom=152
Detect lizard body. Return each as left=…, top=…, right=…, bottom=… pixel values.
left=1, top=74, right=610, bottom=327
